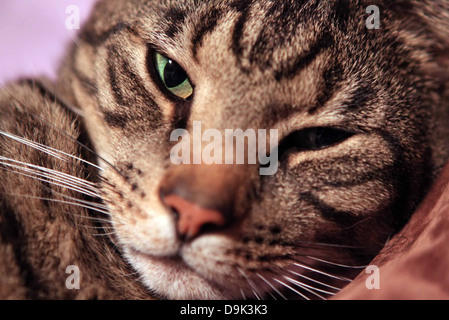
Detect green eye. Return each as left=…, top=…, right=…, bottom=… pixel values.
left=154, top=52, right=193, bottom=100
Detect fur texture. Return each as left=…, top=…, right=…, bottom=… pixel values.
left=1, top=0, right=449, bottom=299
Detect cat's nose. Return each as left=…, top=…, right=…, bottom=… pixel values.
left=159, top=164, right=249, bottom=241
left=163, top=194, right=227, bottom=240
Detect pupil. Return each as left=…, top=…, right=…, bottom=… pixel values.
left=164, top=60, right=188, bottom=88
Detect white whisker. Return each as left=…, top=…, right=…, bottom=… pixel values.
left=306, top=256, right=367, bottom=269
left=237, top=268, right=263, bottom=300
left=256, top=273, right=286, bottom=300
left=293, top=262, right=352, bottom=282
left=92, top=232, right=117, bottom=237
left=0, top=160, right=101, bottom=198
left=283, top=276, right=329, bottom=299
left=240, top=288, right=247, bottom=300
left=1, top=193, right=111, bottom=216
left=0, top=156, right=99, bottom=189
left=0, top=130, right=103, bottom=171
left=288, top=270, right=341, bottom=292
left=273, top=278, right=310, bottom=300
left=0, top=165, right=101, bottom=199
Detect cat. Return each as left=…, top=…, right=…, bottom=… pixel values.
left=1, top=0, right=449, bottom=300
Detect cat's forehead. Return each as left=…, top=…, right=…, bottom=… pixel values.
left=149, top=0, right=345, bottom=71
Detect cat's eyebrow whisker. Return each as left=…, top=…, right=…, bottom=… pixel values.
left=0, top=130, right=103, bottom=171
left=272, top=277, right=310, bottom=300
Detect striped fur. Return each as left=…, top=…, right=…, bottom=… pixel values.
left=1, top=0, right=449, bottom=299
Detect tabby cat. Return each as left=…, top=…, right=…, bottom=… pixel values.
left=1, top=0, right=449, bottom=300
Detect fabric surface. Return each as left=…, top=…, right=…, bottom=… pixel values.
left=335, top=163, right=449, bottom=299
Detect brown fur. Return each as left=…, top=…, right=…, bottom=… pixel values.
left=0, top=82, right=153, bottom=299
left=1, top=0, right=449, bottom=299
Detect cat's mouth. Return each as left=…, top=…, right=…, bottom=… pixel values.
left=126, top=246, right=231, bottom=299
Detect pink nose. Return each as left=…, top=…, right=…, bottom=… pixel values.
left=163, top=194, right=227, bottom=240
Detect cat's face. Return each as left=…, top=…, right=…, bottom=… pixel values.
left=60, top=0, right=448, bottom=299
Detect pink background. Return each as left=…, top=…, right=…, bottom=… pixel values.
left=0, top=0, right=96, bottom=85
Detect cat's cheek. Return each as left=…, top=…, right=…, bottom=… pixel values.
left=112, top=210, right=180, bottom=256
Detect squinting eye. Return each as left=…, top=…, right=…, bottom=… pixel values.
left=154, top=52, right=193, bottom=100
left=279, top=127, right=355, bottom=155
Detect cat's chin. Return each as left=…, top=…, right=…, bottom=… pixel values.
left=124, top=248, right=230, bottom=300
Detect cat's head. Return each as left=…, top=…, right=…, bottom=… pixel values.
left=58, top=0, right=449, bottom=299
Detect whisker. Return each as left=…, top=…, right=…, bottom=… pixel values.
left=0, top=165, right=101, bottom=200
left=0, top=156, right=99, bottom=189
left=70, top=214, right=113, bottom=224
left=237, top=268, right=263, bottom=300
left=0, top=160, right=101, bottom=197
left=306, top=256, right=367, bottom=269
left=92, top=232, right=117, bottom=237
left=293, top=262, right=352, bottom=282
left=0, top=193, right=111, bottom=216
left=273, top=278, right=310, bottom=300
left=0, top=130, right=103, bottom=171
left=50, top=191, right=109, bottom=213
left=240, top=288, right=247, bottom=300
left=295, top=240, right=364, bottom=250
left=21, top=113, right=127, bottom=179
left=288, top=270, right=341, bottom=292
left=283, top=276, right=330, bottom=299
left=256, top=273, right=287, bottom=300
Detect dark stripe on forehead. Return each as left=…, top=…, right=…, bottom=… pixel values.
left=230, top=0, right=254, bottom=72
left=163, top=7, right=188, bottom=38
left=333, top=0, right=351, bottom=32
left=345, top=84, right=376, bottom=111
left=308, top=61, right=344, bottom=114
left=274, top=31, right=334, bottom=81
left=249, top=0, right=310, bottom=65
left=191, top=7, right=224, bottom=61
left=79, top=22, right=138, bottom=47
